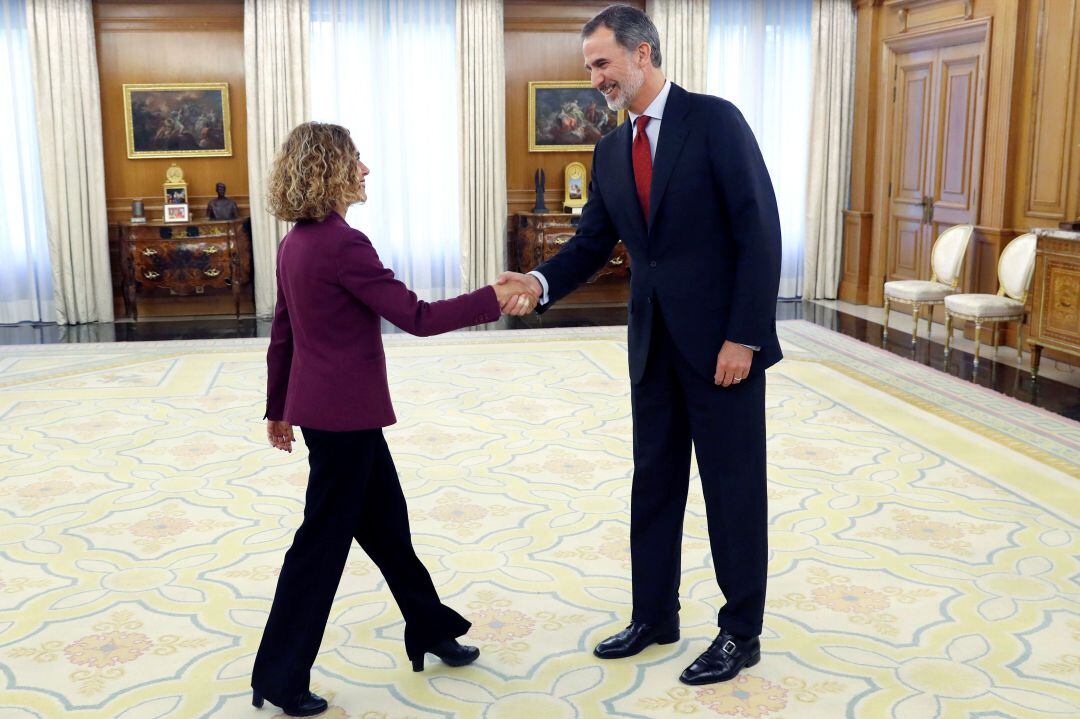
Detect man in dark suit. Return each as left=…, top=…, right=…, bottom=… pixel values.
left=499, top=4, right=781, bottom=685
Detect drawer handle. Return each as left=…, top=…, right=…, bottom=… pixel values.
left=143, top=271, right=160, bottom=280
left=608, top=257, right=624, bottom=266
left=553, top=236, right=571, bottom=245
left=204, top=245, right=220, bottom=254
left=203, top=268, right=222, bottom=278
left=141, top=247, right=157, bottom=256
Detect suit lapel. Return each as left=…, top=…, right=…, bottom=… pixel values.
left=647, top=83, right=689, bottom=230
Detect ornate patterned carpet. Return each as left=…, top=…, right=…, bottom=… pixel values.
left=0, top=321, right=1077, bottom=719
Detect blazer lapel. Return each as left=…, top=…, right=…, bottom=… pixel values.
left=647, top=83, right=690, bottom=230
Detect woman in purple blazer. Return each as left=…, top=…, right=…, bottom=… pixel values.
left=250, top=122, right=536, bottom=717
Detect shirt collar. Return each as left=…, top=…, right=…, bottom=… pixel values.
left=628, top=78, right=672, bottom=124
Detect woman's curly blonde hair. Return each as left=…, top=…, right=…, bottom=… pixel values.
left=266, top=122, right=365, bottom=222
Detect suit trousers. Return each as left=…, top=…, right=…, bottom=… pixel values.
left=629, top=304, right=768, bottom=638
left=251, top=427, right=469, bottom=703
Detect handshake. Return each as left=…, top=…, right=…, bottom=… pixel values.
left=491, top=271, right=543, bottom=317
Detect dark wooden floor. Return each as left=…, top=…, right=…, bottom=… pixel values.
left=1, top=301, right=1076, bottom=420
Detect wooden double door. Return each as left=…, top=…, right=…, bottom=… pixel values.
left=886, top=23, right=989, bottom=283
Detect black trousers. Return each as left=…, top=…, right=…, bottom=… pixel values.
left=251, top=428, right=469, bottom=703
left=629, top=305, right=768, bottom=638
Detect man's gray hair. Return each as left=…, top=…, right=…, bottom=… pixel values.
left=581, top=4, right=662, bottom=68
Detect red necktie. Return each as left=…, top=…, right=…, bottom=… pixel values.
left=632, top=115, right=652, bottom=220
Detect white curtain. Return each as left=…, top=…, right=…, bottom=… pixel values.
left=245, top=0, right=311, bottom=319
left=647, top=0, right=710, bottom=94
left=310, top=0, right=460, bottom=301
left=707, top=0, right=812, bottom=299
left=804, top=0, right=855, bottom=300
left=26, top=0, right=113, bottom=324
left=457, top=0, right=505, bottom=295
left=0, top=0, right=52, bottom=324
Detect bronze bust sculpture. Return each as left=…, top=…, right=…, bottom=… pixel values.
left=207, top=182, right=240, bottom=220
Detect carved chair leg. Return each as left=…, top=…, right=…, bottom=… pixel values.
left=911, top=304, right=920, bottom=346
left=883, top=295, right=891, bottom=339
left=926, top=308, right=933, bottom=338
left=973, top=321, right=982, bottom=368
left=992, top=321, right=1000, bottom=356
left=944, top=313, right=953, bottom=356
left=1016, top=322, right=1024, bottom=364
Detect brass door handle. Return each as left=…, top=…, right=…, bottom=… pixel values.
left=921, top=195, right=935, bottom=225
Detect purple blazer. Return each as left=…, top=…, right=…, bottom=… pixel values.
left=265, top=211, right=500, bottom=431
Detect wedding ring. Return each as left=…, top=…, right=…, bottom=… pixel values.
left=734, top=377, right=742, bottom=382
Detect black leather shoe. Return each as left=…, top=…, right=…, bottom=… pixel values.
left=252, top=689, right=328, bottom=717
left=410, top=637, right=480, bottom=672
left=593, top=616, right=680, bottom=659
left=679, top=630, right=761, bottom=685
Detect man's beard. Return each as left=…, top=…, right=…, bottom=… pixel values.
left=604, top=66, right=645, bottom=112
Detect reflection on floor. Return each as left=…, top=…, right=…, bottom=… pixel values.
left=1, top=300, right=1077, bottom=420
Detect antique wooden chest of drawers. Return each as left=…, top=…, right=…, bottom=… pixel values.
left=508, top=212, right=630, bottom=306
left=1029, top=229, right=1080, bottom=378
left=119, top=218, right=252, bottom=320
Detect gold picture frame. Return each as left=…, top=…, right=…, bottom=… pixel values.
left=528, top=81, right=625, bottom=152
left=123, top=82, right=232, bottom=159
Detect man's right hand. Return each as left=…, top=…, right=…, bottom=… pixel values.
left=495, top=272, right=543, bottom=316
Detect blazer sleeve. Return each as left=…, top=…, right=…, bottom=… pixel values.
left=264, top=259, right=293, bottom=421
left=337, top=230, right=500, bottom=336
left=708, top=100, right=782, bottom=348
left=534, top=144, right=620, bottom=310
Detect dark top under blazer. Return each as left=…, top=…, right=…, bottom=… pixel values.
left=265, top=211, right=500, bottom=431
left=535, top=84, right=783, bottom=384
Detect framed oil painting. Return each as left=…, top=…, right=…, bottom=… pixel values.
left=123, top=83, right=232, bottom=159
left=528, top=81, right=625, bottom=152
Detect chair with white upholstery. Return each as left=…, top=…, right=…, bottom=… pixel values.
left=883, top=224, right=974, bottom=345
left=944, top=233, right=1037, bottom=368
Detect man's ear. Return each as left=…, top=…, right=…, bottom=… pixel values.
left=638, top=42, right=652, bottom=67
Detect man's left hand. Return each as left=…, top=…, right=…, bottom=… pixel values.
left=715, top=341, right=753, bottom=387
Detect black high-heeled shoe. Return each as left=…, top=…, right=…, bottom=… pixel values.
left=252, top=689, right=328, bottom=717
left=409, top=637, right=480, bottom=672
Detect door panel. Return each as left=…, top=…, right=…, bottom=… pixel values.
left=889, top=51, right=936, bottom=280
left=934, top=42, right=985, bottom=225
left=886, top=32, right=987, bottom=284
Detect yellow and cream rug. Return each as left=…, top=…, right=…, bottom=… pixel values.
left=0, top=321, right=1077, bottom=718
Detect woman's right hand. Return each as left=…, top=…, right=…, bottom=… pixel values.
left=492, top=273, right=541, bottom=316
left=267, top=420, right=295, bottom=452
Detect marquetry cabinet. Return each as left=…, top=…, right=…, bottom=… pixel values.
left=119, top=218, right=252, bottom=320
left=508, top=212, right=630, bottom=306
left=1029, top=229, right=1080, bottom=378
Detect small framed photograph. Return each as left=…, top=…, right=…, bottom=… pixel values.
left=163, top=203, right=190, bottom=224
left=528, top=81, right=625, bottom=152
left=164, top=185, right=188, bottom=205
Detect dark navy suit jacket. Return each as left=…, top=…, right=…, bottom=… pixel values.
left=265, top=211, right=500, bottom=431
left=535, top=83, right=782, bottom=383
